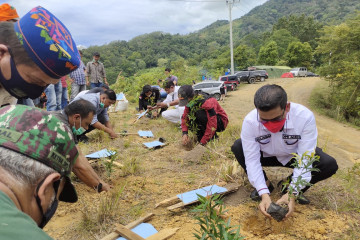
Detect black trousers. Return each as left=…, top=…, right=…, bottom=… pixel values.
left=195, top=109, right=225, bottom=142
left=231, top=138, right=338, bottom=193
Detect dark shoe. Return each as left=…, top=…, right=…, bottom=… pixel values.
left=277, top=180, right=310, bottom=205
left=296, top=195, right=310, bottom=205
left=250, top=182, right=274, bottom=201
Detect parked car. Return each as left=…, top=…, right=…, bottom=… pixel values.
left=306, top=72, right=319, bottom=77
left=290, top=67, right=307, bottom=77
left=218, top=74, right=240, bottom=91
left=193, top=81, right=226, bottom=101
left=235, top=70, right=268, bottom=84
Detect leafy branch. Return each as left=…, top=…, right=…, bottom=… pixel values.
left=192, top=194, right=245, bottom=240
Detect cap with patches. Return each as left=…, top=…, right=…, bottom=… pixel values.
left=178, top=85, right=194, bottom=107
left=0, top=105, right=79, bottom=202
left=14, top=6, right=80, bottom=79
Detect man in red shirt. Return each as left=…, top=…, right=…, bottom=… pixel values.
left=180, top=85, right=228, bottom=146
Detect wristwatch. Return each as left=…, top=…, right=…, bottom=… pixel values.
left=97, top=183, right=102, bottom=193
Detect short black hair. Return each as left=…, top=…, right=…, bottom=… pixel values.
left=165, top=68, right=171, bottom=72
left=93, top=52, right=100, bottom=57
left=163, top=80, right=174, bottom=89
left=64, top=99, right=96, bottom=118
left=254, top=84, right=287, bottom=111
left=103, top=89, right=116, bottom=101
left=78, top=50, right=83, bottom=55
left=142, top=85, right=152, bottom=93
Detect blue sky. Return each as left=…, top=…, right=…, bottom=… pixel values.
left=6, top=0, right=268, bottom=47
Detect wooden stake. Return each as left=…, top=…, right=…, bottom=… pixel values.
left=146, top=228, right=179, bottom=240
left=115, top=224, right=145, bottom=240
left=100, top=213, right=154, bottom=240
left=167, top=184, right=240, bottom=211
left=154, top=196, right=181, bottom=208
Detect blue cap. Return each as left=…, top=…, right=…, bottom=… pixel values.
left=14, top=6, right=80, bottom=79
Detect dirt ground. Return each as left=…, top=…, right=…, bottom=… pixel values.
left=45, top=77, right=360, bottom=240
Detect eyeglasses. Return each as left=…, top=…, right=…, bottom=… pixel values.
left=258, top=109, right=286, bottom=124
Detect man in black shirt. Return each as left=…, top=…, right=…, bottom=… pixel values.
left=139, top=85, right=160, bottom=117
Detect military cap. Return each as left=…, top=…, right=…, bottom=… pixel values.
left=0, top=105, right=79, bottom=202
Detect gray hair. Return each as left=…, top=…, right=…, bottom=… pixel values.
left=0, top=147, right=56, bottom=188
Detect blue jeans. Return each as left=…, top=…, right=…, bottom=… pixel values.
left=90, top=82, right=103, bottom=89
left=70, top=83, right=86, bottom=101
left=17, top=98, right=35, bottom=107
left=45, top=81, right=62, bottom=111
left=61, top=87, right=68, bottom=109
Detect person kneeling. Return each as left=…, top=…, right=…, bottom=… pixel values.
left=180, top=85, right=228, bottom=146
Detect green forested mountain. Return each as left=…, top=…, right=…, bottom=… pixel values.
left=82, top=0, right=360, bottom=83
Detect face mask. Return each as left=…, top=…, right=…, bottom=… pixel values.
left=72, top=117, right=86, bottom=135
left=0, top=52, right=48, bottom=99
left=99, top=102, right=105, bottom=108
left=262, top=118, right=286, bottom=133
left=35, top=179, right=60, bottom=228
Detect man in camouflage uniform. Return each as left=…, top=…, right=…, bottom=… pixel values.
left=0, top=105, right=78, bottom=239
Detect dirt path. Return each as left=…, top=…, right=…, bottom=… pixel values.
left=45, top=77, right=359, bottom=240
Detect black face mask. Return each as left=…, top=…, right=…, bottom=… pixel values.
left=35, top=179, right=60, bottom=229
left=0, top=50, right=48, bottom=99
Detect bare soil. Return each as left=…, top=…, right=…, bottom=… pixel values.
left=45, top=77, right=360, bottom=240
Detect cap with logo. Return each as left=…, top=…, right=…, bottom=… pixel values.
left=0, top=105, right=79, bottom=202
left=178, top=85, right=195, bottom=107
left=14, top=6, right=80, bottom=79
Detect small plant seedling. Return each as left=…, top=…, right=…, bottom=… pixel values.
left=192, top=194, right=245, bottom=240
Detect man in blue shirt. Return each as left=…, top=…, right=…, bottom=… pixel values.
left=72, top=89, right=118, bottom=142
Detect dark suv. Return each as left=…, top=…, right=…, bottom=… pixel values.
left=218, top=74, right=240, bottom=90
left=235, top=70, right=268, bottom=84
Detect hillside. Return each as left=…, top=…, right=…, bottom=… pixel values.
left=82, top=0, right=360, bottom=82
left=45, top=77, right=360, bottom=240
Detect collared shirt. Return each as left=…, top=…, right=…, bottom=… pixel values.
left=162, top=86, right=180, bottom=107
left=69, top=60, right=86, bottom=85
left=241, top=102, right=317, bottom=196
left=73, top=92, right=109, bottom=125
left=166, top=75, right=178, bottom=83
left=85, top=61, right=106, bottom=83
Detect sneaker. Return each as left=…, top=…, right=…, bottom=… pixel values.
left=250, top=182, right=274, bottom=201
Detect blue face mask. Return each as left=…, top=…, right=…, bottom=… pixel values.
left=72, top=117, right=86, bottom=135
left=0, top=49, right=48, bottom=99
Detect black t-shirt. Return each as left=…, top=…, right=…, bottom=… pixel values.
left=138, top=87, right=160, bottom=111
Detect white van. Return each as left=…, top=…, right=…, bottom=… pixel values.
left=290, top=67, right=307, bottom=77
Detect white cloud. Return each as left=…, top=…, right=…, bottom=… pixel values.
left=8, top=0, right=268, bottom=46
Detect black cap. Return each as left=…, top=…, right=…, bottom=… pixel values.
left=178, top=85, right=194, bottom=106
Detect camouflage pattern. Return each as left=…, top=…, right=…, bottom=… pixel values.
left=0, top=105, right=78, bottom=176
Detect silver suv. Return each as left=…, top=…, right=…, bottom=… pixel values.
left=290, top=67, right=307, bottom=77
left=193, top=81, right=226, bottom=101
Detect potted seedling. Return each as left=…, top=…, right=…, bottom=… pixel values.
left=267, top=151, right=320, bottom=222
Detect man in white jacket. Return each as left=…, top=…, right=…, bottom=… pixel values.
left=231, top=84, right=338, bottom=219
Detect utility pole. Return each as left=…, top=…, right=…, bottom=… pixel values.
left=226, top=0, right=239, bottom=75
